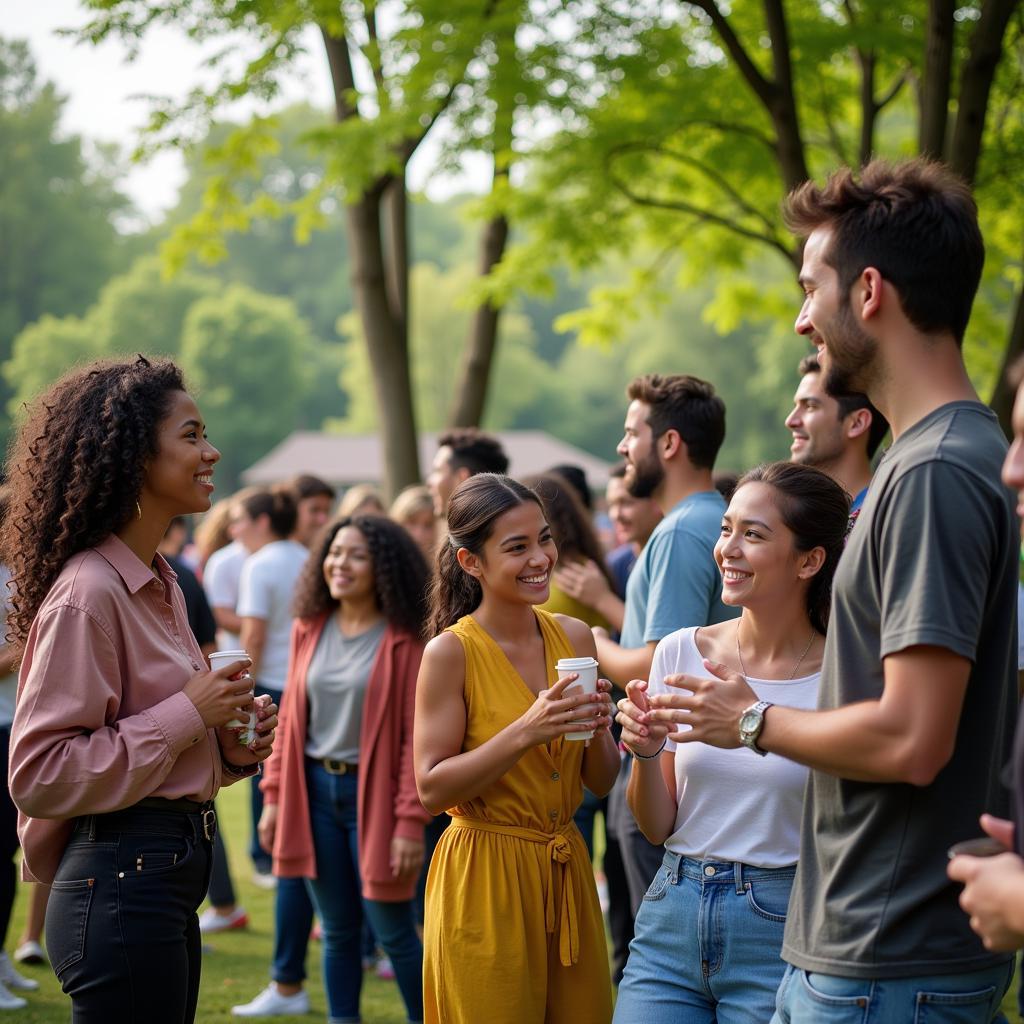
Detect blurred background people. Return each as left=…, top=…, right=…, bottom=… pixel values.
left=426, top=429, right=509, bottom=519
left=390, top=484, right=438, bottom=564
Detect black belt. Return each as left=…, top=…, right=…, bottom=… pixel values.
left=308, top=756, right=359, bottom=776
left=77, top=798, right=217, bottom=842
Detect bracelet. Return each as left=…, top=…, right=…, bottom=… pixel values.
left=631, top=741, right=667, bottom=760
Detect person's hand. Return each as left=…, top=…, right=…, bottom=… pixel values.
left=515, top=673, right=611, bottom=749
left=616, top=679, right=670, bottom=758
left=257, top=803, right=279, bottom=855
left=589, top=679, right=615, bottom=737
left=949, top=846, right=1024, bottom=950
left=183, top=658, right=254, bottom=729
left=980, top=813, right=1015, bottom=849
left=648, top=658, right=757, bottom=748
left=219, top=694, right=278, bottom=768
left=554, top=560, right=612, bottom=608
left=390, top=836, right=425, bottom=881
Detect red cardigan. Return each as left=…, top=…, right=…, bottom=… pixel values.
left=260, top=612, right=430, bottom=901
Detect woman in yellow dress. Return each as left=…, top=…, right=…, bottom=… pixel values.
left=415, top=474, right=618, bottom=1024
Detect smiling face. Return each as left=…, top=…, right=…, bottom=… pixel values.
left=715, top=481, right=817, bottom=612
left=796, top=227, right=879, bottom=397
left=462, top=500, right=558, bottom=606
left=617, top=400, right=664, bottom=499
left=322, top=525, right=376, bottom=605
left=785, top=371, right=846, bottom=468
left=139, top=391, right=220, bottom=518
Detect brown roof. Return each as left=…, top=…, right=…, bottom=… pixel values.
left=241, top=430, right=615, bottom=491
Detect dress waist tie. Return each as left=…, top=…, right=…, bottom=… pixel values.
left=449, top=815, right=581, bottom=966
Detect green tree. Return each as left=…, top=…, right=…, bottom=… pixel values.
left=0, top=37, right=131, bottom=437
left=179, top=285, right=312, bottom=489
left=502, top=0, right=1023, bottom=426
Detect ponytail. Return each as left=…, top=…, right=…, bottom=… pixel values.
left=426, top=540, right=483, bottom=639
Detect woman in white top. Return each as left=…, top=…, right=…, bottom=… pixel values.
left=613, top=462, right=849, bottom=1024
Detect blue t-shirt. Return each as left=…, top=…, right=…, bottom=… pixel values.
left=619, top=490, right=737, bottom=649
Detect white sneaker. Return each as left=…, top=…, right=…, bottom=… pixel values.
left=199, top=905, right=249, bottom=933
left=0, top=954, right=37, bottom=992
left=231, top=984, right=310, bottom=1017
left=251, top=869, right=277, bottom=891
left=0, top=980, right=26, bottom=1010
left=12, top=942, right=44, bottom=967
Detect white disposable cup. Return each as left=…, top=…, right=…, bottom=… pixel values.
left=556, top=656, right=599, bottom=741
left=209, top=649, right=256, bottom=745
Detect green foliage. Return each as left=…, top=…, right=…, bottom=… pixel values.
left=0, top=36, right=131, bottom=437
left=179, top=285, right=312, bottom=486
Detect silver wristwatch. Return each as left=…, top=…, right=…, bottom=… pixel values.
left=739, top=700, right=773, bottom=756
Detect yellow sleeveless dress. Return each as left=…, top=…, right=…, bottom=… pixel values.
left=423, top=609, right=612, bottom=1024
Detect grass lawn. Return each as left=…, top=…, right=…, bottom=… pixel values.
left=6, top=781, right=408, bottom=1023
left=5, top=786, right=1022, bottom=1022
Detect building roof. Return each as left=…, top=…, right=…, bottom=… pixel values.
left=241, top=430, right=615, bottom=491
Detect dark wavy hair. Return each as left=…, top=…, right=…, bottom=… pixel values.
left=426, top=474, right=543, bottom=638
left=1, top=356, right=186, bottom=652
left=292, top=514, right=429, bottom=636
left=735, top=462, right=849, bottom=635
left=522, top=473, right=613, bottom=589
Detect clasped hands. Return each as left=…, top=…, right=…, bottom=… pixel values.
left=615, top=658, right=758, bottom=757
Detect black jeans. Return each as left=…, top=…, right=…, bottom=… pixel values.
left=0, top=728, right=19, bottom=948
left=46, top=805, right=214, bottom=1023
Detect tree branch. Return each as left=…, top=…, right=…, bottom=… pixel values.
left=320, top=24, right=359, bottom=123
left=606, top=154, right=798, bottom=268
left=689, top=0, right=776, bottom=107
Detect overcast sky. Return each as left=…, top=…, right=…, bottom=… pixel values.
left=18, top=0, right=484, bottom=224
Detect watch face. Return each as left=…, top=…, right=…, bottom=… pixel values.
left=739, top=710, right=760, bottom=734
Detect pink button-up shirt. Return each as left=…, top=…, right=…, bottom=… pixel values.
left=10, top=534, right=240, bottom=883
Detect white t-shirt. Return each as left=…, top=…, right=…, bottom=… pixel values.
left=203, top=540, right=249, bottom=649
left=237, top=540, right=308, bottom=691
left=648, top=626, right=820, bottom=868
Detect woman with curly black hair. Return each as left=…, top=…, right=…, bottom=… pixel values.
left=3, top=356, right=277, bottom=1023
left=257, top=514, right=432, bottom=1024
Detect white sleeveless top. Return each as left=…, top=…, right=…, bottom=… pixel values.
left=648, top=626, right=820, bottom=868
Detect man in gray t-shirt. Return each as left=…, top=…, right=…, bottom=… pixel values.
left=668, top=160, right=1019, bottom=1019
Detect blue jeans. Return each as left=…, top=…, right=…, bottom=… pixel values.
left=771, top=961, right=1014, bottom=1024
left=45, top=805, right=213, bottom=1023
left=270, top=875, right=315, bottom=985
left=305, top=760, right=423, bottom=1024
left=614, top=851, right=794, bottom=1024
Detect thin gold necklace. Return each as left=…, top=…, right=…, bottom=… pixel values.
left=736, top=619, right=816, bottom=680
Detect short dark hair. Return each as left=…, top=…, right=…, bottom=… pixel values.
left=239, top=486, right=297, bottom=540
left=290, top=473, right=335, bottom=502
left=626, top=374, right=726, bottom=470
left=797, top=355, right=889, bottom=457
left=437, top=429, right=509, bottom=476
left=784, top=158, right=984, bottom=344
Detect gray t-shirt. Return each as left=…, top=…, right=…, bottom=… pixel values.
left=305, top=618, right=386, bottom=763
left=783, top=402, right=1018, bottom=979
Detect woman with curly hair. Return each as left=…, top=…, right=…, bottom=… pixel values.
left=3, top=356, right=277, bottom=1023
left=258, top=514, right=432, bottom=1024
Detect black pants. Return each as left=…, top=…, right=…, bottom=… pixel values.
left=46, top=805, right=214, bottom=1023
left=0, top=728, right=19, bottom=948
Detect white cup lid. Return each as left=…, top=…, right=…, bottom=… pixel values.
left=555, top=657, right=598, bottom=670
left=210, top=649, right=248, bottom=659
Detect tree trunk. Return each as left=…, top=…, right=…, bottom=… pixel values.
left=989, top=251, right=1024, bottom=437
left=857, top=49, right=877, bottom=166
left=347, top=192, right=421, bottom=498
left=948, top=0, right=1019, bottom=185
left=448, top=210, right=510, bottom=426
left=383, top=175, right=409, bottom=339
left=919, top=0, right=955, bottom=158
left=763, top=0, right=810, bottom=190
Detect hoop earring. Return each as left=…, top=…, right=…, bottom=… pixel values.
left=135, top=501, right=142, bottom=521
